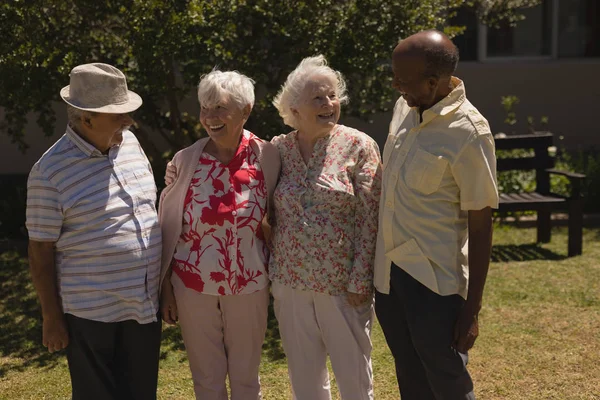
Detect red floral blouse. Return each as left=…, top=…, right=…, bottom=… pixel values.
left=269, top=125, right=382, bottom=295
left=172, top=130, right=269, bottom=295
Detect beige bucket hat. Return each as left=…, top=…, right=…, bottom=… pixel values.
left=60, top=63, right=142, bottom=113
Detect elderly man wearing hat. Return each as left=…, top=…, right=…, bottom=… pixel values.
left=26, top=63, right=162, bottom=400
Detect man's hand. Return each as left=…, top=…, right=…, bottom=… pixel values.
left=453, top=306, right=479, bottom=353
left=42, top=312, right=69, bottom=353
left=346, top=292, right=371, bottom=308
left=452, top=206, right=493, bottom=354
left=160, top=279, right=178, bottom=325
left=164, top=161, right=177, bottom=186
left=29, top=240, right=68, bottom=353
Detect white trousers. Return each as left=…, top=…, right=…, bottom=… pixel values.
left=272, top=282, right=374, bottom=400
left=172, top=273, right=269, bottom=400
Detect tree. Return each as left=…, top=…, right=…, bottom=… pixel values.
left=0, top=0, right=540, bottom=178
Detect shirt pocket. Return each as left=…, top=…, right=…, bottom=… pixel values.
left=405, top=148, right=448, bottom=195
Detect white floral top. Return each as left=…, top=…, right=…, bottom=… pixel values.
left=171, top=130, right=269, bottom=295
left=269, top=124, right=382, bottom=295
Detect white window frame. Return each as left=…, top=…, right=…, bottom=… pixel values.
left=477, top=0, right=560, bottom=62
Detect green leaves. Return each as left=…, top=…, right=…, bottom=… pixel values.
left=1, top=0, right=540, bottom=172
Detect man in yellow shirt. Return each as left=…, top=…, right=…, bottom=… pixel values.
left=374, top=30, right=499, bottom=399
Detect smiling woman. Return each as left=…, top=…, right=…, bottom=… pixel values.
left=197, top=71, right=254, bottom=164
left=269, top=55, right=382, bottom=400
left=157, top=69, right=281, bottom=400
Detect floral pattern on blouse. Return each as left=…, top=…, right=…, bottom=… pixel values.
left=172, top=130, right=269, bottom=295
left=269, top=124, right=382, bottom=295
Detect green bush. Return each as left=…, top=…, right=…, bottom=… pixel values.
left=0, top=175, right=28, bottom=240
left=561, top=149, right=600, bottom=213
left=496, top=148, right=535, bottom=194
left=495, top=147, right=600, bottom=214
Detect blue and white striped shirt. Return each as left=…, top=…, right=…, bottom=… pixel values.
left=26, top=126, right=161, bottom=323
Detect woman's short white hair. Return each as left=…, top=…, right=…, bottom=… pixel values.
left=272, top=55, right=348, bottom=129
left=198, top=69, right=255, bottom=110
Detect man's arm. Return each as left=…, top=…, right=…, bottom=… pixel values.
left=29, top=240, right=69, bottom=352
left=453, top=206, right=493, bottom=353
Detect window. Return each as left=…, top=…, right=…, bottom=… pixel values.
left=451, top=7, right=478, bottom=61
left=453, top=0, right=599, bottom=61
left=486, top=0, right=553, bottom=58
left=557, top=0, right=600, bottom=57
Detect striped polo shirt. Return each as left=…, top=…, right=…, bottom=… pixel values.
left=26, top=126, right=161, bottom=324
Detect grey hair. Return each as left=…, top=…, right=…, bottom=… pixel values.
left=423, top=44, right=459, bottom=78
left=418, top=30, right=460, bottom=78
left=66, top=105, right=96, bottom=129
left=197, top=69, right=255, bottom=110
left=273, top=55, right=348, bottom=129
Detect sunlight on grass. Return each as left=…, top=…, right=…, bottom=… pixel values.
left=1, top=225, right=599, bottom=399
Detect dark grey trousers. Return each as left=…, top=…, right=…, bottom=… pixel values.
left=65, top=313, right=162, bottom=400
left=375, top=265, right=475, bottom=400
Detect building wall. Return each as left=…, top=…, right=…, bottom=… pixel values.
left=2, top=59, right=599, bottom=175
left=346, top=59, right=600, bottom=152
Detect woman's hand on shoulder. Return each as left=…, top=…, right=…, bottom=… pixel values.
left=164, top=161, right=177, bottom=186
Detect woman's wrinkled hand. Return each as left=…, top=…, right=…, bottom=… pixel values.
left=164, top=161, right=177, bottom=186
left=160, top=279, right=178, bottom=325
left=346, top=292, right=371, bottom=308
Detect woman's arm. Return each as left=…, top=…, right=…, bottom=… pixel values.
left=348, top=138, right=382, bottom=296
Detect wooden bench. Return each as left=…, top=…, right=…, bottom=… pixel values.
left=495, top=132, right=586, bottom=257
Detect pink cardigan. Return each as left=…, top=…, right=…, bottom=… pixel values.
left=157, top=135, right=281, bottom=290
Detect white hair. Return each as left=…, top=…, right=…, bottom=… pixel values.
left=66, top=105, right=96, bottom=129
left=197, top=69, right=255, bottom=110
left=272, top=55, right=348, bottom=129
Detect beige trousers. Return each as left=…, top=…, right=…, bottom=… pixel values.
left=272, top=282, right=374, bottom=400
left=172, top=273, right=269, bottom=400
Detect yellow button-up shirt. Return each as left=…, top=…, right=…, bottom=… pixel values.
left=374, top=77, right=499, bottom=299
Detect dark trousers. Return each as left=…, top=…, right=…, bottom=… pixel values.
left=375, top=265, right=475, bottom=400
left=65, top=313, right=162, bottom=400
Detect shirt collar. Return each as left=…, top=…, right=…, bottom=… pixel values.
left=423, top=76, right=466, bottom=119
left=65, top=125, right=104, bottom=157
left=235, top=129, right=253, bottom=157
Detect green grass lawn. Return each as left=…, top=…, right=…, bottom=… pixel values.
left=1, top=225, right=599, bottom=399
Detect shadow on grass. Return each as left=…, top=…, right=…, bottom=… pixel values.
left=159, top=324, right=187, bottom=362
left=264, top=296, right=285, bottom=361
left=0, top=249, right=65, bottom=378
left=491, top=244, right=566, bottom=262
left=158, top=295, right=285, bottom=363
left=1, top=247, right=286, bottom=379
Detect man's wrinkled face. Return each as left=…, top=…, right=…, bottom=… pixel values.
left=391, top=53, right=437, bottom=109
left=88, top=112, right=133, bottom=147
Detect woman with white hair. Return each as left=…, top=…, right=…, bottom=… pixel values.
left=270, top=55, right=382, bottom=400
left=158, top=69, right=280, bottom=400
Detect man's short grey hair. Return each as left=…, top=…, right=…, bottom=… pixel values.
left=66, top=105, right=96, bottom=129
left=420, top=30, right=460, bottom=78
left=423, top=44, right=459, bottom=78
left=273, top=55, right=348, bottom=129
left=197, top=69, right=255, bottom=110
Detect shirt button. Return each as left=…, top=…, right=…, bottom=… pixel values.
left=386, top=201, right=392, bottom=207
left=232, top=210, right=237, bottom=216
left=229, top=187, right=235, bottom=192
